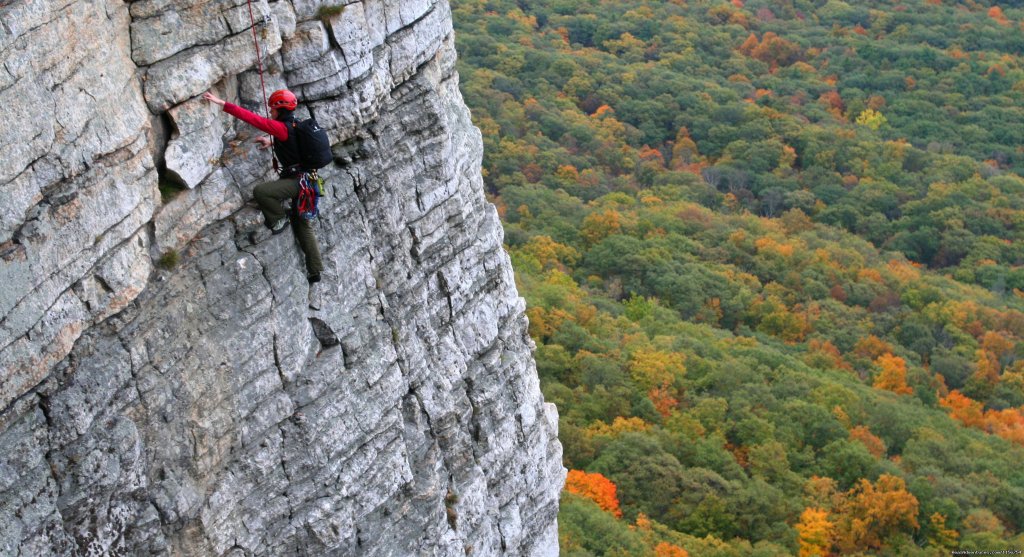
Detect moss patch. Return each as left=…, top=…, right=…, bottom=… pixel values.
left=157, top=250, right=180, bottom=270
left=159, top=176, right=186, bottom=204
left=317, top=4, right=345, bottom=20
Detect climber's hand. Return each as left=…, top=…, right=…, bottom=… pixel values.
left=255, top=136, right=273, bottom=149
left=202, top=91, right=225, bottom=106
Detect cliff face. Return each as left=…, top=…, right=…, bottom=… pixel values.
left=0, top=0, right=564, bottom=554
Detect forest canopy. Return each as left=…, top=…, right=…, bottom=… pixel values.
left=452, top=0, right=1024, bottom=554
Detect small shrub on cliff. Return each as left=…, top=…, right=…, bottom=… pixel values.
left=158, top=250, right=179, bottom=270
left=317, top=4, right=345, bottom=21
left=159, top=176, right=185, bottom=204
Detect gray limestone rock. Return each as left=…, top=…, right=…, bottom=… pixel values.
left=164, top=96, right=231, bottom=188
left=271, top=0, right=298, bottom=39
left=0, top=140, right=157, bottom=411
left=281, top=20, right=331, bottom=69
left=0, top=0, right=564, bottom=555
left=144, top=13, right=282, bottom=112
left=0, top=0, right=150, bottom=237
left=287, top=49, right=348, bottom=89
left=327, top=2, right=374, bottom=81
left=382, top=0, right=434, bottom=34
left=361, top=0, right=389, bottom=50
left=130, top=0, right=252, bottom=66
left=154, top=170, right=245, bottom=254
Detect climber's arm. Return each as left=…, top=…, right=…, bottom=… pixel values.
left=202, top=91, right=288, bottom=142
left=222, top=103, right=288, bottom=141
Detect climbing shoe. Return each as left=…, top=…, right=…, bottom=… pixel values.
left=269, top=218, right=289, bottom=235
left=308, top=281, right=323, bottom=310
left=307, top=272, right=321, bottom=284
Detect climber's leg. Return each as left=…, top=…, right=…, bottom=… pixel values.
left=253, top=178, right=299, bottom=227
left=289, top=211, right=324, bottom=280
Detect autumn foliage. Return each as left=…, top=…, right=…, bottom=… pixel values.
left=929, top=513, right=959, bottom=549
left=669, top=127, right=706, bottom=173
left=940, top=390, right=986, bottom=428
left=738, top=32, right=802, bottom=67
left=796, top=507, right=834, bottom=557
left=854, top=335, right=893, bottom=361
left=629, top=348, right=686, bottom=390
left=873, top=353, right=913, bottom=395
left=654, top=542, right=690, bottom=557
left=799, top=475, right=920, bottom=555
left=988, top=6, right=1010, bottom=26
left=580, top=209, right=623, bottom=245
left=455, top=0, right=1024, bottom=550
left=564, top=470, right=623, bottom=518
left=836, top=475, right=919, bottom=552
left=941, top=390, right=1024, bottom=446
left=849, top=425, right=887, bottom=458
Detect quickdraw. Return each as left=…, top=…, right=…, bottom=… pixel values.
left=296, top=171, right=325, bottom=220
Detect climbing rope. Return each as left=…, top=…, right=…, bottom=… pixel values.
left=246, top=0, right=270, bottom=117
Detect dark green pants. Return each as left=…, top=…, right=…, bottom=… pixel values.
left=253, top=177, right=323, bottom=276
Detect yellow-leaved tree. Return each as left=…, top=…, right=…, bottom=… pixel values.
left=855, top=109, right=888, bottom=130
left=873, top=353, right=913, bottom=395
left=795, top=507, right=834, bottom=556
left=834, top=474, right=919, bottom=552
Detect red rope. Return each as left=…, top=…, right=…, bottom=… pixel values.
left=246, top=0, right=269, bottom=117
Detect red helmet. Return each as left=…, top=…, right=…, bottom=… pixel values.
left=268, top=89, right=297, bottom=110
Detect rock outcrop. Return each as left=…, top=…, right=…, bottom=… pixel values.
left=0, top=0, right=564, bottom=554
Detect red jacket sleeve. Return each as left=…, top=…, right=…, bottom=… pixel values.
left=223, top=102, right=289, bottom=142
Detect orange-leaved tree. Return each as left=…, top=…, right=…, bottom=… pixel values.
left=564, top=469, right=623, bottom=518
left=649, top=384, right=680, bottom=418
left=942, top=390, right=1024, bottom=446
left=849, top=425, right=887, bottom=458
left=973, top=330, right=1015, bottom=385
left=939, top=390, right=986, bottom=429
left=854, top=335, right=894, bottom=361
left=745, top=32, right=803, bottom=67
left=654, top=542, right=690, bottom=557
left=805, top=339, right=852, bottom=371
left=983, top=407, right=1024, bottom=446
left=989, top=6, right=1010, bottom=26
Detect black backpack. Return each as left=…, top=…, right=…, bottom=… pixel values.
left=290, top=117, right=333, bottom=170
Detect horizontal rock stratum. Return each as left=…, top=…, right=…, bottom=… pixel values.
left=0, top=0, right=565, bottom=554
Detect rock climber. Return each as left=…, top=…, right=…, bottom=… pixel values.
left=202, top=89, right=324, bottom=288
